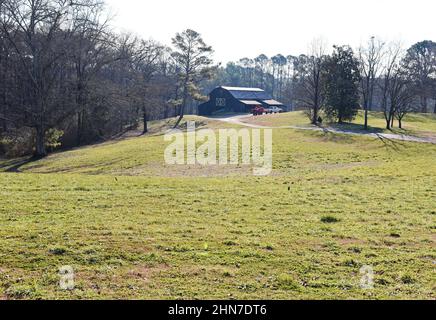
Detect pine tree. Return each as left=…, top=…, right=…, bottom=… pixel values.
left=171, top=29, right=215, bottom=128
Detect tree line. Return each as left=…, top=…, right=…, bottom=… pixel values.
left=214, top=38, right=436, bottom=128
left=0, top=0, right=214, bottom=157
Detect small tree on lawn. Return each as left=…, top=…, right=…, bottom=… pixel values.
left=323, top=45, right=361, bottom=123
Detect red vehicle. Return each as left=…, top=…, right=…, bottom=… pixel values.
left=252, top=106, right=265, bottom=116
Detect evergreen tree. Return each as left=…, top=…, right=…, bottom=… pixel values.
left=323, top=46, right=361, bottom=123
left=171, top=29, right=215, bottom=127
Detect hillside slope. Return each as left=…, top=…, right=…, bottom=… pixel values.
left=0, top=114, right=435, bottom=299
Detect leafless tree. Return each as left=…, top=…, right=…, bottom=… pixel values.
left=0, top=0, right=115, bottom=156
left=68, top=0, right=116, bottom=145
left=358, top=36, right=385, bottom=130
left=379, top=42, right=404, bottom=130
left=128, top=38, right=164, bottom=134
left=294, top=38, right=327, bottom=125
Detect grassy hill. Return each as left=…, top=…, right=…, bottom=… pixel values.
left=0, top=114, right=435, bottom=299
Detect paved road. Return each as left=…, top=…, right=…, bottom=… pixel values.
left=213, top=114, right=436, bottom=144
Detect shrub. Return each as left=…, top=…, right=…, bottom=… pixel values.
left=45, top=128, right=64, bottom=150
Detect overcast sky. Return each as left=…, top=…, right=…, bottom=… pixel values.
left=105, top=0, right=436, bottom=63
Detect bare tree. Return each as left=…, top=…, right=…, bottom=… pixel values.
left=379, top=42, right=403, bottom=129
left=1, top=0, right=81, bottom=156
left=69, top=0, right=116, bottom=145
left=0, top=0, right=118, bottom=155
left=294, top=38, right=327, bottom=125
left=358, top=36, right=385, bottom=130
left=129, top=39, right=164, bottom=134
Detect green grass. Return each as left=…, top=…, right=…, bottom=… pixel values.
left=244, top=111, right=436, bottom=137
left=0, top=116, right=435, bottom=300
left=242, top=111, right=310, bottom=127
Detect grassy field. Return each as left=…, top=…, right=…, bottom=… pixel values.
left=243, top=111, right=436, bottom=138
left=0, top=114, right=435, bottom=300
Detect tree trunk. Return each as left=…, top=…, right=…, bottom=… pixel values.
left=364, top=78, right=371, bottom=130
left=174, top=78, right=189, bottom=128
left=312, top=105, right=318, bottom=125
left=364, top=108, right=369, bottom=130
left=142, top=106, right=148, bottom=134
left=399, top=118, right=402, bottom=129
left=421, top=96, right=427, bottom=113
left=77, top=111, right=83, bottom=146
left=311, top=80, right=319, bottom=125
left=34, top=126, right=47, bottom=157
left=385, top=114, right=391, bottom=130
left=174, top=105, right=185, bottom=128
left=164, top=105, right=169, bottom=119
left=434, top=99, right=436, bottom=114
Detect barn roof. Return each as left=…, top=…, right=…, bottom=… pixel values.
left=221, top=86, right=264, bottom=92
left=220, top=86, right=272, bottom=100
left=263, top=99, right=284, bottom=106
left=240, top=100, right=262, bottom=105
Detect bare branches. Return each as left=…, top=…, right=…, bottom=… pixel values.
left=358, top=36, right=385, bottom=129
left=293, top=38, right=328, bottom=124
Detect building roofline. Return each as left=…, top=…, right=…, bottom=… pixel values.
left=220, top=86, right=265, bottom=92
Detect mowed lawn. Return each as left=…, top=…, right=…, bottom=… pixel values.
left=0, top=117, right=435, bottom=300
left=243, top=111, right=436, bottom=138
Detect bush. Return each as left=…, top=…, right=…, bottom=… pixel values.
left=45, top=128, right=64, bottom=150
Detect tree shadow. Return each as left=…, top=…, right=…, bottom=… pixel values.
left=209, top=112, right=248, bottom=119
left=317, top=122, right=410, bottom=152
left=0, top=156, right=43, bottom=173
left=326, top=122, right=385, bottom=134
left=373, top=133, right=411, bottom=152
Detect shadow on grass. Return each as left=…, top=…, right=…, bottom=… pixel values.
left=326, top=122, right=385, bottom=134
left=0, top=156, right=42, bottom=173
left=318, top=121, right=411, bottom=151
left=374, top=134, right=406, bottom=152
left=208, top=112, right=249, bottom=119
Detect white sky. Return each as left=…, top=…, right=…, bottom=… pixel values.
left=105, top=0, right=436, bottom=63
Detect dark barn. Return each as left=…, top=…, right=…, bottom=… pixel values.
left=198, top=86, right=286, bottom=116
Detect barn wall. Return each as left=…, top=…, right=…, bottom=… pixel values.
left=198, top=87, right=287, bottom=115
